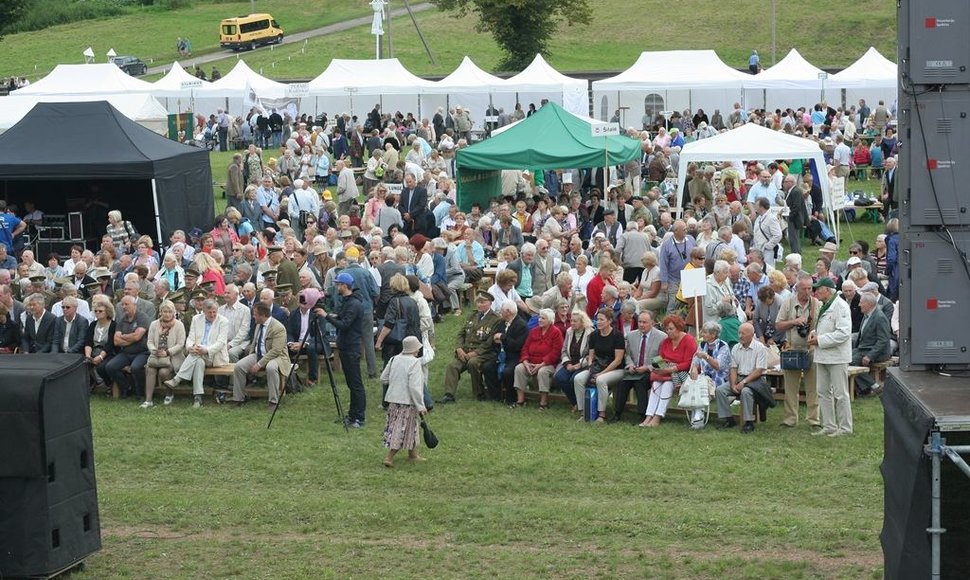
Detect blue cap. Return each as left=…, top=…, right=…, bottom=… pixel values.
left=334, top=272, right=354, bottom=287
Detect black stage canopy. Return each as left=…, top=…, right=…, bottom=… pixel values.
left=0, top=101, right=213, bottom=247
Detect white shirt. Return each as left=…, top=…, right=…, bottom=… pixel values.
left=52, top=299, right=94, bottom=322
left=62, top=317, right=74, bottom=352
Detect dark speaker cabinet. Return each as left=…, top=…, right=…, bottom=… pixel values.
left=0, top=355, right=101, bottom=578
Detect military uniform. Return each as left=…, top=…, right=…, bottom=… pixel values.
left=443, top=304, right=500, bottom=400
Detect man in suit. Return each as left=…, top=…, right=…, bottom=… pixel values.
left=286, top=288, right=324, bottom=384
left=21, top=292, right=56, bottom=353
left=782, top=174, right=806, bottom=254
left=52, top=296, right=89, bottom=354
left=164, top=299, right=230, bottom=408
left=69, top=262, right=97, bottom=300
left=611, top=311, right=667, bottom=422
left=481, top=301, right=528, bottom=403
left=232, top=302, right=291, bottom=409
left=881, top=157, right=896, bottom=221
left=399, top=172, right=429, bottom=237
left=851, top=292, right=891, bottom=395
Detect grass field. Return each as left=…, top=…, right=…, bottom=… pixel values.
left=196, top=0, right=897, bottom=80
left=1, top=0, right=896, bottom=82
left=0, top=0, right=376, bottom=81
left=75, top=302, right=887, bottom=579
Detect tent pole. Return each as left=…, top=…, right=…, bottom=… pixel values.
left=151, top=178, right=163, bottom=247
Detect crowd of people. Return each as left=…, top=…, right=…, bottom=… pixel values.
left=0, top=97, right=900, bottom=463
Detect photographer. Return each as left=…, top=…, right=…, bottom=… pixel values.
left=774, top=273, right=820, bottom=428
left=287, top=288, right=325, bottom=384
left=314, top=273, right=366, bottom=428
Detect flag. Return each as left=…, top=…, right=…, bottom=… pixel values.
left=370, top=0, right=385, bottom=36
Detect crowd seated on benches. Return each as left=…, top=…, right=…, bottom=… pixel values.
left=0, top=97, right=901, bottom=434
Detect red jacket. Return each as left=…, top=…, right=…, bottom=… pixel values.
left=520, top=325, right=564, bottom=366
left=585, top=274, right=614, bottom=318
left=650, top=333, right=697, bottom=382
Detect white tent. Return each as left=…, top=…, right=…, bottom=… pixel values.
left=0, top=94, right=169, bottom=136
left=194, top=60, right=289, bottom=115
left=15, top=63, right=155, bottom=96
left=500, top=54, right=588, bottom=117
left=423, top=57, right=516, bottom=130
left=307, top=58, right=435, bottom=120
left=829, top=47, right=898, bottom=111
left=675, top=123, right=833, bottom=223
left=743, top=49, right=828, bottom=111
left=152, top=61, right=210, bottom=113
left=592, top=50, right=747, bottom=125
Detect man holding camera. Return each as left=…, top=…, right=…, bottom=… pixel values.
left=287, top=288, right=325, bottom=384
left=775, top=272, right=820, bottom=428
left=315, top=273, right=366, bottom=428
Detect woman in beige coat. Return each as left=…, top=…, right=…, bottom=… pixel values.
left=142, top=300, right=186, bottom=408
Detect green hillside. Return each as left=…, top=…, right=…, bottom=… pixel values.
left=1, top=0, right=896, bottom=82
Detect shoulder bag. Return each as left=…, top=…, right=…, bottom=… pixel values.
left=780, top=299, right=814, bottom=370
left=386, top=297, right=410, bottom=344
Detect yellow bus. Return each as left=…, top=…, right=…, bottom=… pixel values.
left=219, top=13, right=283, bottom=51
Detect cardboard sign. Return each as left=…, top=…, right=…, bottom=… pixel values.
left=590, top=122, right=620, bottom=137
left=680, top=268, right=707, bottom=299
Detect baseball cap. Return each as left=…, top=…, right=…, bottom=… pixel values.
left=334, top=272, right=354, bottom=287
left=812, top=277, right=836, bottom=290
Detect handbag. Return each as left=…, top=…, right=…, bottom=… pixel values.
left=420, top=417, right=439, bottom=448
left=765, top=344, right=781, bottom=369
left=147, top=354, right=172, bottom=369
left=386, top=297, right=410, bottom=344
left=677, top=375, right=712, bottom=409
left=780, top=349, right=812, bottom=370
left=420, top=336, right=435, bottom=365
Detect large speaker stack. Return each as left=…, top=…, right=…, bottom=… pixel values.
left=882, top=5, right=970, bottom=578
left=897, top=0, right=970, bottom=370
left=0, top=355, right=101, bottom=578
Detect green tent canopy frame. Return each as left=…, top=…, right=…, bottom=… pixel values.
left=454, top=102, right=641, bottom=211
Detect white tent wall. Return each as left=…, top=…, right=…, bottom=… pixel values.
left=845, top=88, right=897, bottom=113
left=743, top=87, right=827, bottom=112
left=594, top=89, right=738, bottom=125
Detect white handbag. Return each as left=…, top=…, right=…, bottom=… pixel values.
left=677, top=375, right=713, bottom=410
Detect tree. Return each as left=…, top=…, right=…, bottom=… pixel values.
left=0, top=0, right=28, bottom=41
left=430, top=0, right=591, bottom=71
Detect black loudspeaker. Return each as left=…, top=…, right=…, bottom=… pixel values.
left=0, top=355, right=102, bottom=578
left=881, top=369, right=970, bottom=579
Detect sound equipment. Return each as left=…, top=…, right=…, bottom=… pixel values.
left=882, top=369, right=970, bottom=579
left=37, top=215, right=67, bottom=241
left=67, top=212, right=84, bottom=242
left=0, top=355, right=101, bottom=578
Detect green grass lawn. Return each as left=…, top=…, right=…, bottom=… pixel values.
left=76, top=304, right=886, bottom=578
left=1, top=0, right=895, bottom=82
left=195, top=0, right=897, bottom=80
left=0, top=0, right=376, bottom=81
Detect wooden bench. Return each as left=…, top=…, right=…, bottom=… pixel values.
left=764, top=365, right=869, bottom=402
left=869, top=356, right=898, bottom=383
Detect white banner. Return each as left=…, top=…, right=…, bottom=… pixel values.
left=370, top=0, right=385, bottom=36
left=828, top=176, right=846, bottom=210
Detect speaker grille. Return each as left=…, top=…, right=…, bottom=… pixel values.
left=938, top=259, right=954, bottom=273
left=937, top=118, right=953, bottom=133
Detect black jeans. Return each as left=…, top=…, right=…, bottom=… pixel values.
left=340, top=350, right=366, bottom=422
left=105, top=351, right=149, bottom=397
left=612, top=375, right=650, bottom=420
left=482, top=355, right=518, bottom=402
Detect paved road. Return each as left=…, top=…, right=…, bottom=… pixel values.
left=146, top=2, right=433, bottom=76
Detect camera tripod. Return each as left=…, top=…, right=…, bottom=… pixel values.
left=267, top=313, right=347, bottom=431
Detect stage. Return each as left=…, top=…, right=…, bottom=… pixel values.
left=881, top=368, right=970, bottom=579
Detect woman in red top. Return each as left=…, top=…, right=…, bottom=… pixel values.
left=639, top=314, right=697, bottom=427
left=194, top=252, right=226, bottom=296
left=585, top=260, right=617, bottom=318
left=512, top=309, right=564, bottom=409
left=552, top=302, right=571, bottom=336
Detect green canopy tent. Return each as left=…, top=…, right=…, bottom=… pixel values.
left=455, top=102, right=641, bottom=211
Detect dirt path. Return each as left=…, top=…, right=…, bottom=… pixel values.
left=146, top=2, right=432, bottom=76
